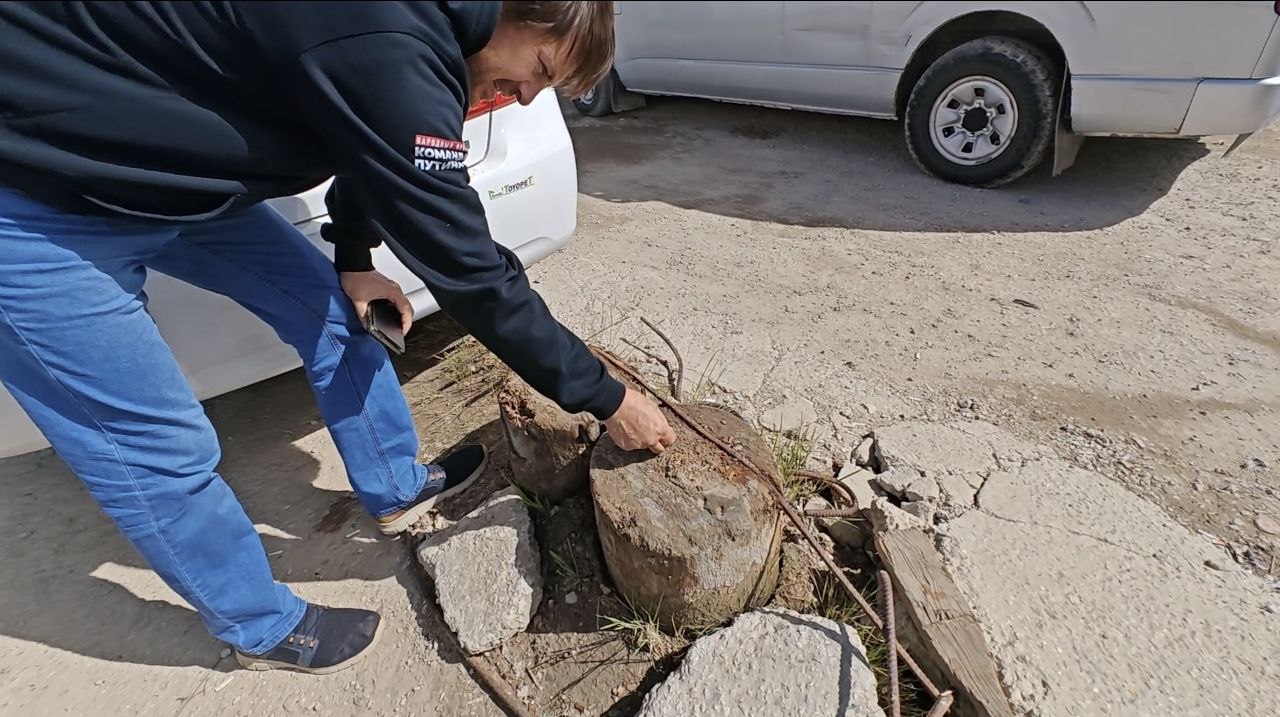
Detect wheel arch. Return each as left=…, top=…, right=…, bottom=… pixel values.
left=892, top=7, right=1088, bottom=118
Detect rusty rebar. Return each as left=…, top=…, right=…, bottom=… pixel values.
left=878, top=570, right=900, bottom=717
left=620, top=338, right=680, bottom=397
left=804, top=507, right=863, bottom=519
left=641, top=316, right=684, bottom=400
left=463, top=653, right=538, bottom=717
left=593, top=347, right=942, bottom=699
left=794, top=468, right=859, bottom=509
left=925, top=691, right=955, bottom=717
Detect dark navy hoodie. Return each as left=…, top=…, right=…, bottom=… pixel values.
left=0, top=1, right=625, bottom=419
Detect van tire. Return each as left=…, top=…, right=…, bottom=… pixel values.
left=574, top=70, right=621, bottom=117
left=905, top=37, right=1058, bottom=188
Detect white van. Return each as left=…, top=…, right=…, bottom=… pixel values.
left=576, top=1, right=1280, bottom=187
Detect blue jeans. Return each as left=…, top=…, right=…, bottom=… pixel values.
left=0, top=189, right=429, bottom=654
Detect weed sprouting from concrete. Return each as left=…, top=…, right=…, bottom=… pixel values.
left=581, top=299, right=643, bottom=360
left=438, top=337, right=481, bottom=385
left=680, top=621, right=724, bottom=641
left=683, top=351, right=726, bottom=404
left=771, top=423, right=818, bottom=500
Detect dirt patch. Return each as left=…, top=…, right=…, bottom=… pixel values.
left=313, top=493, right=361, bottom=534
left=1167, top=296, right=1280, bottom=355
left=730, top=122, right=785, bottom=140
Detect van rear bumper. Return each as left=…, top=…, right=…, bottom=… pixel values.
left=1179, top=76, right=1280, bottom=136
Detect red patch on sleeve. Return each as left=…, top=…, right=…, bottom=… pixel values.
left=414, top=134, right=467, bottom=151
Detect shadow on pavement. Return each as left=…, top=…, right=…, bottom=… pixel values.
left=567, top=97, right=1211, bottom=234
left=0, top=315, right=467, bottom=668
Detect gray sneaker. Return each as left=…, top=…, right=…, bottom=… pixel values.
left=376, top=444, right=489, bottom=535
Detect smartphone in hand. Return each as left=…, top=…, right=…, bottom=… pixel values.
left=364, top=299, right=406, bottom=355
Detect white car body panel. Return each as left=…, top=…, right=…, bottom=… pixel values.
left=611, top=1, right=1280, bottom=137
left=0, top=89, right=577, bottom=457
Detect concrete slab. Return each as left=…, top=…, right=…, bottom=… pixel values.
left=873, top=421, right=1045, bottom=477
left=638, top=608, right=884, bottom=717
left=939, top=458, right=1280, bottom=716
left=417, top=489, right=542, bottom=655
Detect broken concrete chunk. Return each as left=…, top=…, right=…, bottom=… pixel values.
left=939, top=473, right=978, bottom=507
left=416, top=489, right=542, bottom=654
left=1255, top=515, right=1280, bottom=536
left=804, top=494, right=833, bottom=514
left=942, top=457, right=1280, bottom=715
left=804, top=494, right=836, bottom=531
left=937, top=473, right=979, bottom=520
left=638, top=608, right=885, bottom=717
left=875, top=466, right=919, bottom=499
left=827, top=518, right=868, bottom=549
left=904, top=475, right=941, bottom=503
left=498, top=374, right=597, bottom=502
left=837, top=463, right=879, bottom=509
left=867, top=497, right=930, bottom=532
left=853, top=436, right=875, bottom=467
left=877, top=466, right=939, bottom=504
left=593, top=404, right=781, bottom=628
left=901, top=501, right=936, bottom=524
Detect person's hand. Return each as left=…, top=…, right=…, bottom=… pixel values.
left=604, top=388, right=677, bottom=454
left=340, top=270, right=413, bottom=335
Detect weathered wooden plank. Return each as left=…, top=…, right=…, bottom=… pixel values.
left=875, top=528, right=1014, bottom=717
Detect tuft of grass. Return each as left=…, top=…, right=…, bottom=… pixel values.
left=681, top=621, right=724, bottom=641
left=438, top=337, right=482, bottom=385
left=770, top=422, right=818, bottom=500
left=599, top=596, right=667, bottom=656
left=550, top=548, right=584, bottom=591
left=599, top=592, right=726, bottom=664
left=438, top=337, right=508, bottom=394
left=816, top=575, right=927, bottom=717
left=683, top=351, right=726, bottom=404
left=507, top=480, right=548, bottom=515
left=580, top=299, right=642, bottom=359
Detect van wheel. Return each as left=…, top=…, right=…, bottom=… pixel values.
left=905, top=37, right=1058, bottom=188
left=574, top=70, right=621, bottom=117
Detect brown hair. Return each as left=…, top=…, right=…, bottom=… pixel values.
left=501, top=1, right=615, bottom=97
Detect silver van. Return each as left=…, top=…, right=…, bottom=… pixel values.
left=576, top=1, right=1280, bottom=186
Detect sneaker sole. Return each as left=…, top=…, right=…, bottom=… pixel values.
left=376, top=448, right=490, bottom=535
left=234, top=617, right=385, bottom=675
